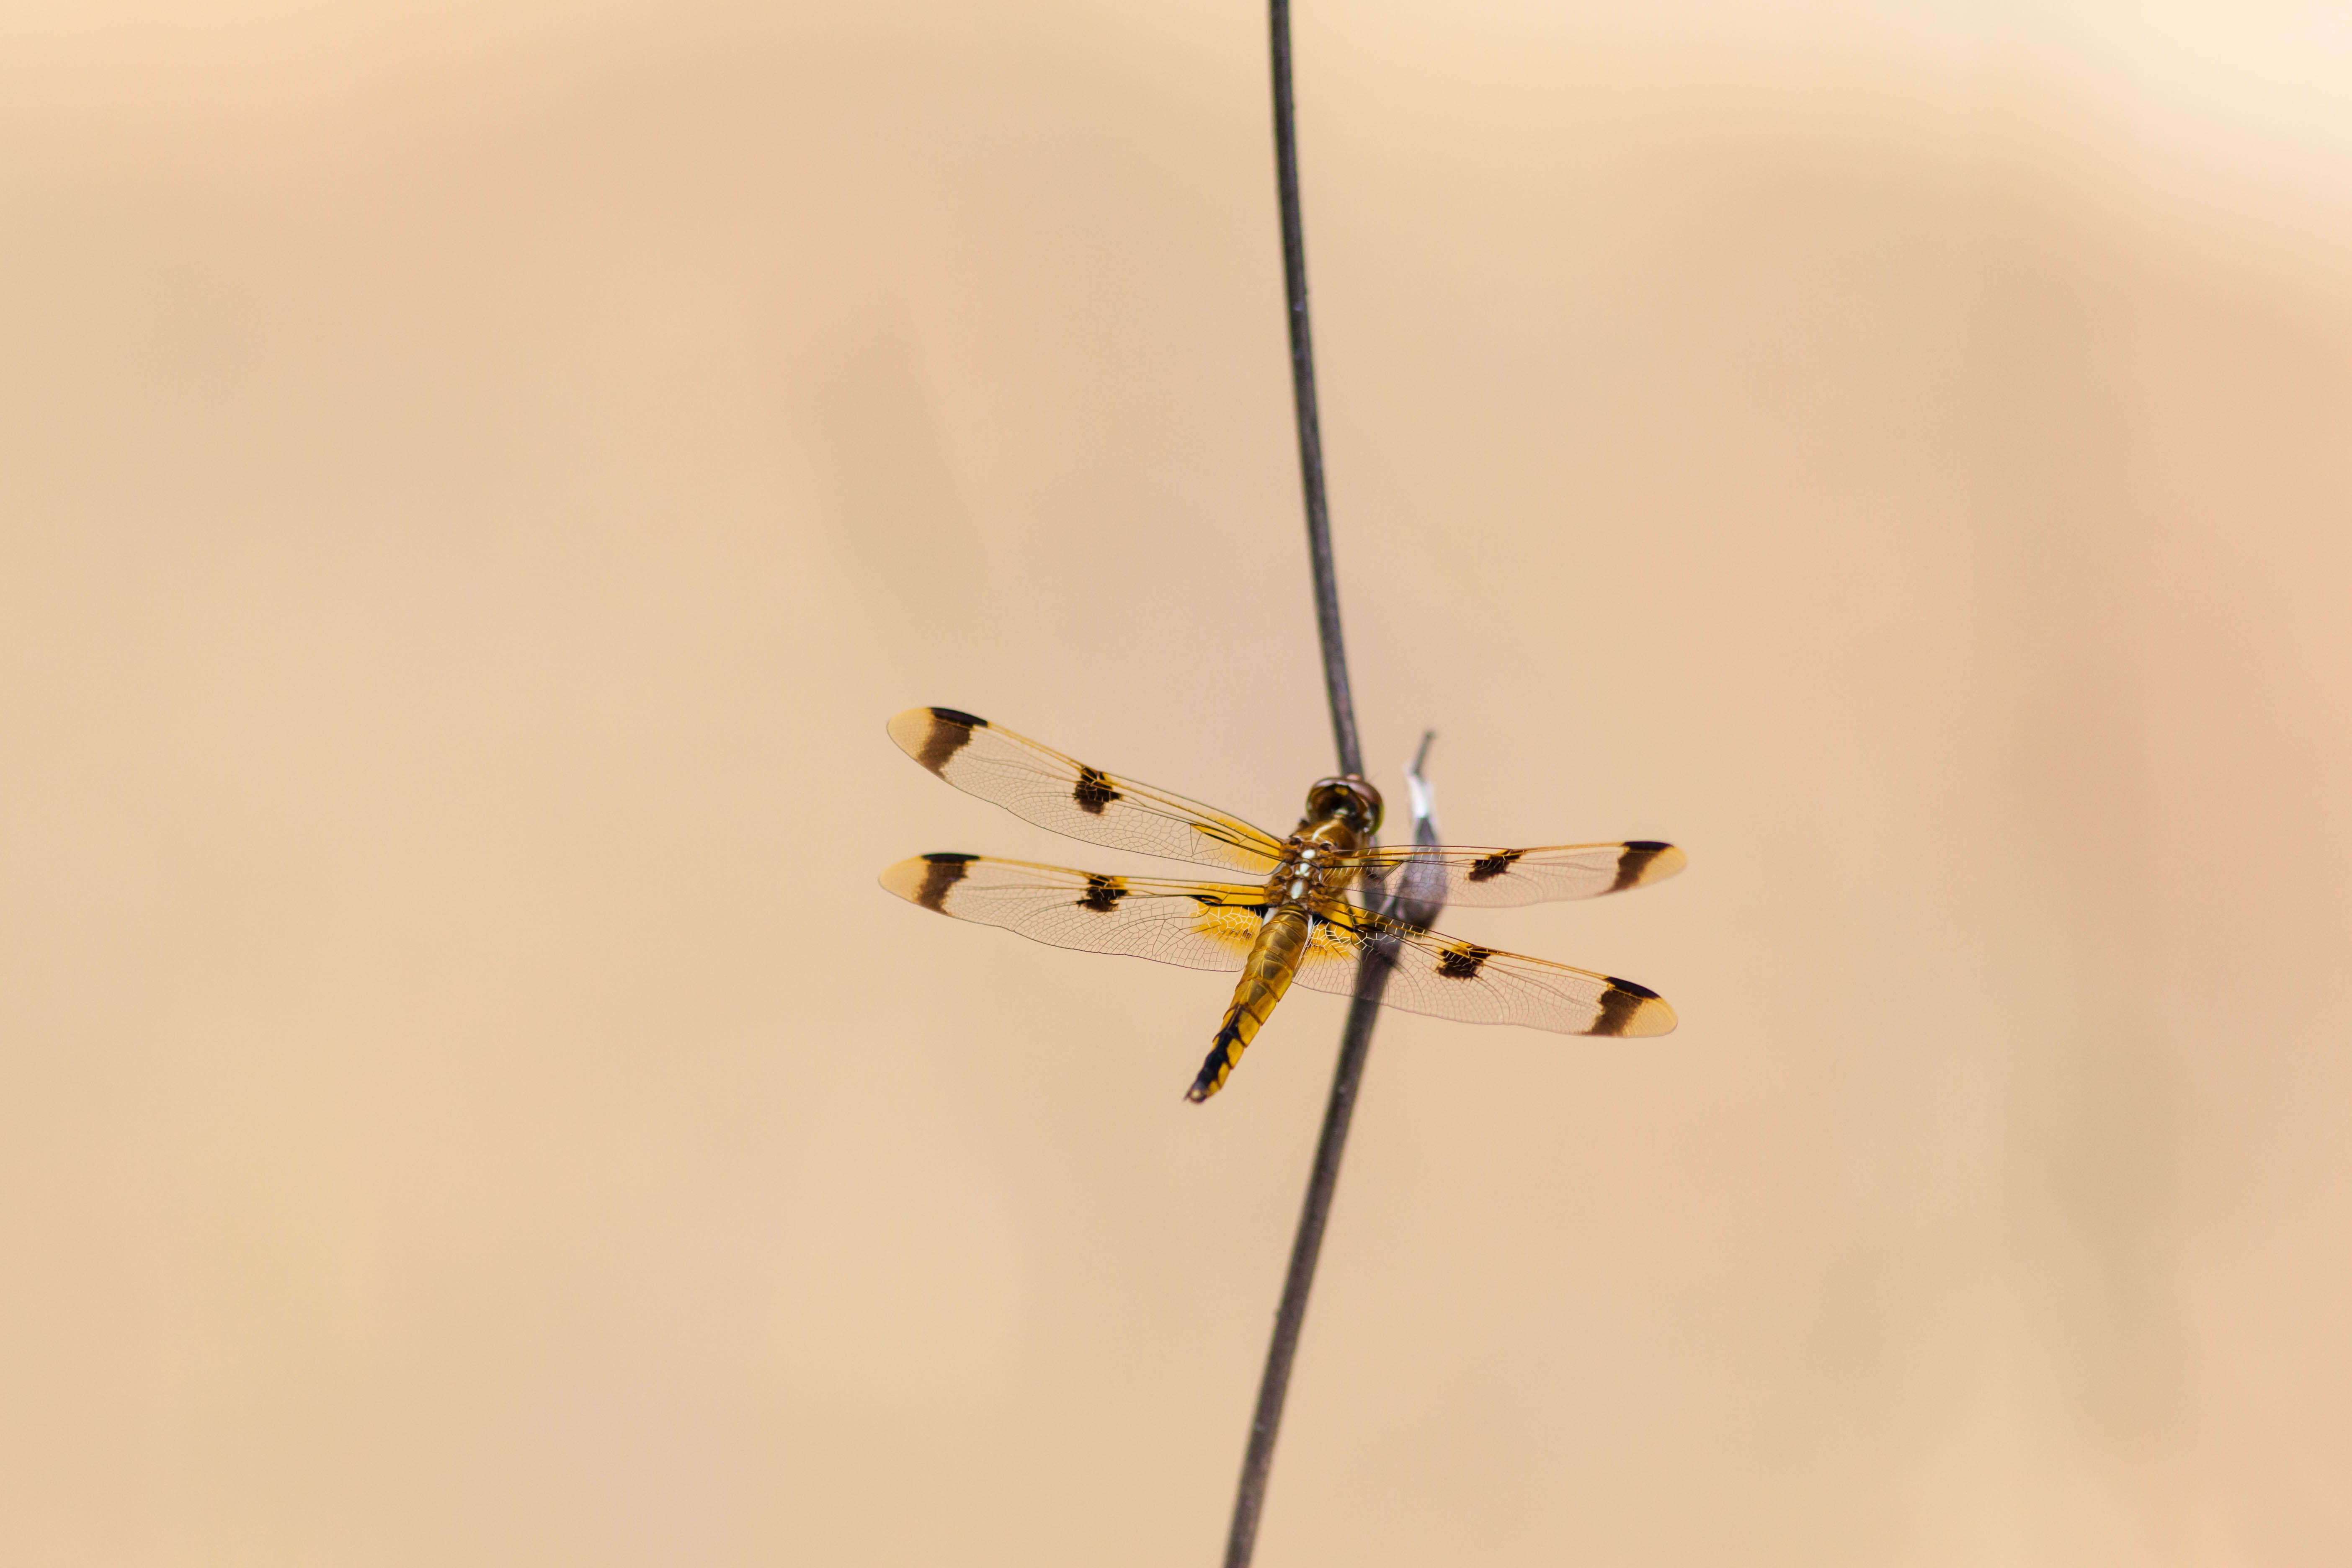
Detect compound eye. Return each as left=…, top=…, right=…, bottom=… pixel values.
left=1305, top=776, right=1384, bottom=833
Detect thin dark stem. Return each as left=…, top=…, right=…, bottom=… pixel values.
left=1222, top=10, right=1399, bottom=1562
left=1221, top=10, right=1371, bottom=1564
left=1269, top=0, right=1359, bottom=780
left=1222, top=730, right=1442, bottom=1568
left=1220, top=958, right=1396, bottom=1568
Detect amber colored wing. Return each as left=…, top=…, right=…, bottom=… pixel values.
left=1294, top=902, right=1676, bottom=1037
left=888, top=707, right=1287, bottom=876
left=880, top=854, right=1269, bottom=971
left=1345, top=840, right=1686, bottom=909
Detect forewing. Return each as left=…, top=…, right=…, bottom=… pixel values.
left=881, top=854, right=1268, bottom=972
left=1293, top=903, right=1676, bottom=1037
left=889, top=707, right=1287, bottom=875
left=1349, top=840, right=1685, bottom=908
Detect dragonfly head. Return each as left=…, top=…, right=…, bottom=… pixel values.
left=1302, top=776, right=1384, bottom=839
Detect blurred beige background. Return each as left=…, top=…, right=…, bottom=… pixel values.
left=5, top=2, right=2350, bottom=1564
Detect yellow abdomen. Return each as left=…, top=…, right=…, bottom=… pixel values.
left=1186, top=904, right=1312, bottom=1102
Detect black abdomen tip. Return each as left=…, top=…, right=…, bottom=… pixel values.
left=1186, top=1025, right=1244, bottom=1103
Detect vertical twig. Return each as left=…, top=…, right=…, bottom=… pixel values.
left=1220, top=12, right=1434, bottom=1522
left=1220, top=985, right=1385, bottom=1568
left=1222, top=729, right=1444, bottom=1568
left=1270, top=0, right=1360, bottom=781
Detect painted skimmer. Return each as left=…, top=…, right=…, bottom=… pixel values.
left=882, top=707, right=1681, bottom=1102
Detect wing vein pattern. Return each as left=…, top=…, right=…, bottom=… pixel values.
left=1295, top=904, right=1675, bottom=1037
left=1349, top=841, right=1686, bottom=908
left=880, top=855, right=1269, bottom=972
left=882, top=855, right=1675, bottom=1039
left=890, top=708, right=1286, bottom=875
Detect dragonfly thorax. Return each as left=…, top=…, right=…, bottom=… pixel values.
left=1269, top=778, right=1378, bottom=902
left=1269, top=833, right=1368, bottom=910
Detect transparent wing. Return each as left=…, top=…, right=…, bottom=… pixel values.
left=1293, top=903, right=1676, bottom=1037
left=1347, top=840, right=1685, bottom=909
left=888, top=707, right=1287, bottom=875
left=880, top=854, right=1268, bottom=972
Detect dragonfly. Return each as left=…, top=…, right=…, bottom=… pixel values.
left=880, top=707, right=1684, bottom=1103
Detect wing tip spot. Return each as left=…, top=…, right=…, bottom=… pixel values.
left=887, top=706, right=984, bottom=775
left=1594, top=979, right=1676, bottom=1037
left=878, top=852, right=976, bottom=913
left=1611, top=840, right=1686, bottom=892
